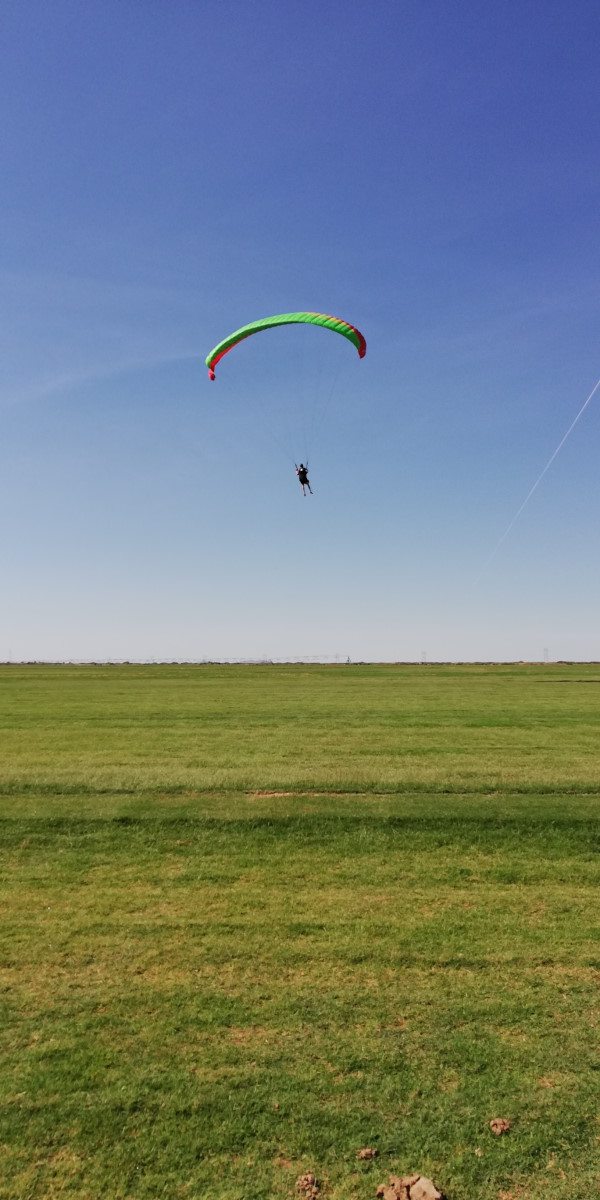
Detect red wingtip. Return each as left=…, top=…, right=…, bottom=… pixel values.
left=208, top=368, right=215, bottom=380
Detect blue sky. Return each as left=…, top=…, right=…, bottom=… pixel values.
left=2, top=0, right=599, bottom=660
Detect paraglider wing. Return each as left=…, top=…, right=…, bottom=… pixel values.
left=205, top=312, right=366, bottom=380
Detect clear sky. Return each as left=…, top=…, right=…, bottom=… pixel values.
left=2, top=0, right=599, bottom=661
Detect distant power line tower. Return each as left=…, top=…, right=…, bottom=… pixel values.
left=421, top=650, right=427, bottom=664
left=543, top=647, right=549, bottom=663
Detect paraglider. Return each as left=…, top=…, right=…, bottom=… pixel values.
left=295, top=463, right=312, bottom=496
left=205, top=311, right=366, bottom=380
left=206, top=311, right=366, bottom=494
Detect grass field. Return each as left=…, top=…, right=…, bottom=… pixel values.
left=1, top=663, right=600, bottom=1199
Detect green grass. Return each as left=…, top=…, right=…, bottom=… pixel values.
left=1, top=661, right=600, bottom=794
left=1, top=665, right=600, bottom=1198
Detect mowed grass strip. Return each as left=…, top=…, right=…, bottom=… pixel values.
left=2, top=802, right=600, bottom=1198
left=1, top=662, right=600, bottom=792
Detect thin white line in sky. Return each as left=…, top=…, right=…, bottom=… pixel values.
left=478, top=374, right=600, bottom=578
